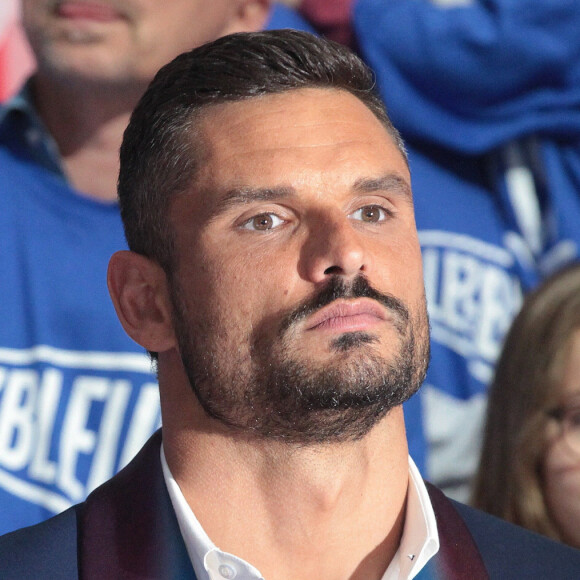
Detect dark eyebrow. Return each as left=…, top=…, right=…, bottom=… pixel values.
left=204, top=174, right=411, bottom=221
left=211, top=185, right=297, bottom=217
left=353, top=174, right=412, bottom=200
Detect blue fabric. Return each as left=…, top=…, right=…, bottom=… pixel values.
left=266, top=3, right=316, bottom=33
left=411, top=141, right=531, bottom=398
left=540, top=139, right=580, bottom=271
left=0, top=146, right=161, bottom=535
left=353, top=0, right=580, bottom=153
left=0, top=507, right=79, bottom=579
left=452, top=500, right=580, bottom=579
left=414, top=560, right=438, bottom=580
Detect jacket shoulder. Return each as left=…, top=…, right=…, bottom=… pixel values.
left=0, top=506, right=79, bottom=580
left=452, top=500, right=580, bottom=579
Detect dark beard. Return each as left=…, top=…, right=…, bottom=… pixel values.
left=171, top=275, right=430, bottom=445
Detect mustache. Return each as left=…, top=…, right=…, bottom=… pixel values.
left=279, top=275, right=409, bottom=335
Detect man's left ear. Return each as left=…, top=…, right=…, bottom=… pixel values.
left=227, top=0, right=271, bottom=34
left=107, top=251, right=176, bottom=354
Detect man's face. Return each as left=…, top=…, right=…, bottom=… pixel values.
left=23, top=0, right=261, bottom=86
left=167, top=88, right=429, bottom=444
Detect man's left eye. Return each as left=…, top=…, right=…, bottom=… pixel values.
left=241, top=212, right=285, bottom=231
left=350, top=205, right=389, bottom=223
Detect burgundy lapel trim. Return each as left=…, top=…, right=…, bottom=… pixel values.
left=77, top=430, right=196, bottom=579
left=426, top=482, right=489, bottom=580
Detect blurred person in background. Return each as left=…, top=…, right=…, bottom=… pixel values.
left=291, top=0, right=580, bottom=501
left=472, top=263, right=580, bottom=548
left=0, top=0, right=319, bottom=536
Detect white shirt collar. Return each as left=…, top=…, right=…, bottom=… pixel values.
left=383, top=457, right=440, bottom=579
left=161, top=447, right=439, bottom=580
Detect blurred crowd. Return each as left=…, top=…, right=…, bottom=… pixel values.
left=1, top=0, right=579, bottom=552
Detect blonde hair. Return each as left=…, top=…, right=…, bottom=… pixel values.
left=471, top=263, right=580, bottom=541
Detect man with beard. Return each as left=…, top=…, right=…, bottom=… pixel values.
left=1, top=29, right=580, bottom=580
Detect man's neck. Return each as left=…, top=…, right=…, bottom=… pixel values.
left=164, top=406, right=409, bottom=580
left=32, top=74, right=146, bottom=201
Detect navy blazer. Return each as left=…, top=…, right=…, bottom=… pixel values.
left=1, top=431, right=580, bottom=579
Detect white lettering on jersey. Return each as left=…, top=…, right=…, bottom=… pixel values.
left=421, top=230, right=523, bottom=384
left=0, top=369, right=38, bottom=470
left=0, top=346, right=160, bottom=513
left=29, top=368, right=62, bottom=482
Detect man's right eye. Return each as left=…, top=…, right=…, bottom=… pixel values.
left=241, top=213, right=285, bottom=231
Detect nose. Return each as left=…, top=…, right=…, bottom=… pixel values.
left=299, top=212, right=368, bottom=284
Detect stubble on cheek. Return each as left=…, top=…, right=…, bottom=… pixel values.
left=169, top=262, right=431, bottom=443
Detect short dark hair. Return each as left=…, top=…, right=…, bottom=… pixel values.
left=118, top=29, right=406, bottom=271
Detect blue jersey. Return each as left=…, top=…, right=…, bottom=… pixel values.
left=0, top=149, right=161, bottom=534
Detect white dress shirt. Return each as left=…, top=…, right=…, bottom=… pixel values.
left=161, top=447, right=439, bottom=580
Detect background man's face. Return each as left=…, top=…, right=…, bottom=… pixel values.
left=23, top=0, right=261, bottom=86
left=167, top=88, right=429, bottom=443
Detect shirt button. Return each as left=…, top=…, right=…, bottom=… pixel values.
left=218, top=564, right=236, bottom=579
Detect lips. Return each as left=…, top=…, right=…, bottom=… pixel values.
left=55, top=1, right=123, bottom=22
left=305, top=299, right=388, bottom=332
